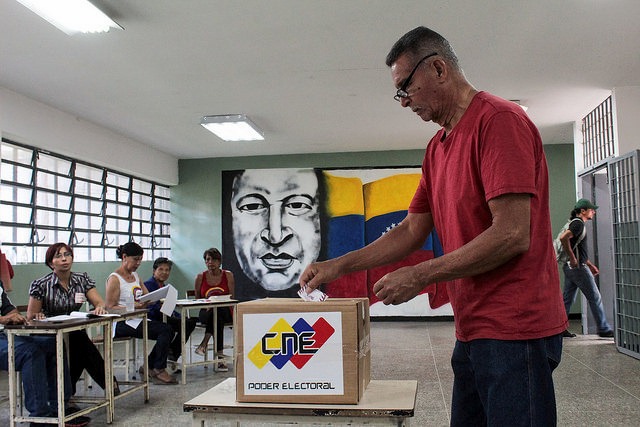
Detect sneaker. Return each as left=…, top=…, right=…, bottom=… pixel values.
left=598, top=330, right=614, bottom=338
left=167, top=361, right=182, bottom=375
left=561, top=329, right=576, bottom=338
left=195, top=345, right=206, bottom=356
left=216, top=359, right=229, bottom=372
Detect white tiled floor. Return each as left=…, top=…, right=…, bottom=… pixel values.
left=2, top=319, right=639, bottom=426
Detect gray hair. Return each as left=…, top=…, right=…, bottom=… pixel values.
left=385, top=26, right=460, bottom=71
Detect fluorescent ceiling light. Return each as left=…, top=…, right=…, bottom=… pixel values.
left=200, top=115, right=265, bottom=142
left=16, top=0, right=123, bottom=35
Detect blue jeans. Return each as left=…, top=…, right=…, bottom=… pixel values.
left=562, top=263, right=612, bottom=333
left=450, top=335, right=562, bottom=427
left=0, top=334, right=71, bottom=417
left=115, top=319, right=173, bottom=370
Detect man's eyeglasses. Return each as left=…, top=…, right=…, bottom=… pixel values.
left=394, top=52, right=438, bottom=102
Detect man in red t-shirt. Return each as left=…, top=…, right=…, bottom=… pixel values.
left=300, top=26, right=567, bottom=426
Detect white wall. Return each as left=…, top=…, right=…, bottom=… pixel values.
left=613, top=86, right=640, bottom=157
left=0, top=86, right=178, bottom=185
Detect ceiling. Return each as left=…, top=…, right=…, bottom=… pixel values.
left=1, top=0, right=639, bottom=160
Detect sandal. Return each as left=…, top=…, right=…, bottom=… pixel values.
left=195, top=345, right=207, bottom=356
left=138, top=365, right=157, bottom=378
left=152, top=368, right=178, bottom=384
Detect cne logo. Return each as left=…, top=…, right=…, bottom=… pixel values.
left=247, top=317, right=335, bottom=370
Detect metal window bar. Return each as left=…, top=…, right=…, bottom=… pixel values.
left=609, top=150, right=640, bottom=359
left=1, top=138, right=171, bottom=263
left=582, top=96, right=615, bottom=168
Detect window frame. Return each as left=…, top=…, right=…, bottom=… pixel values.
left=0, top=138, right=170, bottom=263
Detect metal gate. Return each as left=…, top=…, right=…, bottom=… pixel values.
left=609, top=150, right=640, bottom=359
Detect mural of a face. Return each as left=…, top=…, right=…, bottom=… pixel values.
left=231, top=168, right=321, bottom=291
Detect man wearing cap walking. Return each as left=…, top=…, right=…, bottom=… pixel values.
left=559, top=198, right=614, bottom=338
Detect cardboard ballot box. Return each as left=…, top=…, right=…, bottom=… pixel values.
left=235, top=298, right=371, bottom=404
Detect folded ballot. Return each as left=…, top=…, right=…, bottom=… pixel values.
left=138, top=284, right=178, bottom=316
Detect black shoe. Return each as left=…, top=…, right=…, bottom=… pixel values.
left=113, top=377, right=121, bottom=396
left=561, top=329, right=576, bottom=338
left=598, top=330, right=614, bottom=338
left=64, top=407, right=91, bottom=427
left=65, top=415, right=91, bottom=427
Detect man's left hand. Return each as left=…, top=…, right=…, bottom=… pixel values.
left=372, top=266, right=423, bottom=305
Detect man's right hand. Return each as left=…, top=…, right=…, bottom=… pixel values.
left=299, top=259, right=342, bottom=292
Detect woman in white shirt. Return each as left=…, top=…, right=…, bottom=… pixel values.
left=105, top=242, right=177, bottom=385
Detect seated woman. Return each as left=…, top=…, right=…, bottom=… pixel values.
left=27, top=242, right=113, bottom=398
left=105, top=242, right=177, bottom=384
left=144, top=257, right=197, bottom=362
left=1, top=280, right=81, bottom=424
left=194, top=247, right=234, bottom=371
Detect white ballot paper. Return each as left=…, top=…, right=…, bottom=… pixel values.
left=298, top=285, right=328, bottom=302
left=138, top=284, right=178, bottom=316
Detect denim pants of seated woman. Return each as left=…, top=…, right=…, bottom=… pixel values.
left=562, top=263, right=612, bottom=333
left=450, top=335, right=562, bottom=427
left=115, top=319, right=173, bottom=370
left=0, top=334, right=71, bottom=416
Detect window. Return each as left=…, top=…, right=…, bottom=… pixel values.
left=0, top=138, right=170, bottom=263
left=582, top=96, right=615, bottom=168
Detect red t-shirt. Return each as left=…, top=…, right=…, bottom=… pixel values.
left=200, top=270, right=230, bottom=298
left=409, top=91, right=567, bottom=341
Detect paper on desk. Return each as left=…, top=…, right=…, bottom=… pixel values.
left=42, top=312, right=120, bottom=321
left=298, top=285, right=328, bottom=302
left=138, top=284, right=178, bottom=316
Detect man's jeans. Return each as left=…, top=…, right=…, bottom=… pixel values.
left=0, top=334, right=71, bottom=417
left=562, top=263, right=612, bottom=333
left=450, top=335, right=562, bottom=427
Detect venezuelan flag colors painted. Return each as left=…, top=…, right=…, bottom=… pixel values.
left=322, top=171, right=444, bottom=307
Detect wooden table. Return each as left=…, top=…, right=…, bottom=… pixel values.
left=171, top=298, right=238, bottom=384
left=5, top=315, right=115, bottom=427
left=183, top=378, right=417, bottom=426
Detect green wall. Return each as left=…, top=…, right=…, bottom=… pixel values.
left=170, top=150, right=427, bottom=294
left=7, top=145, right=578, bottom=312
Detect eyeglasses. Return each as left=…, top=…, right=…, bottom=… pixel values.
left=53, top=251, right=73, bottom=259
left=394, top=52, right=438, bottom=102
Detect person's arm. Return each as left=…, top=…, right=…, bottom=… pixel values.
left=135, top=279, right=150, bottom=309
left=26, top=296, right=45, bottom=321
left=194, top=273, right=203, bottom=299
left=373, top=193, right=531, bottom=305
left=586, top=260, right=599, bottom=276
left=105, top=275, right=122, bottom=309
left=300, top=209, right=434, bottom=291
left=86, top=288, right=108, bottom=315
left=559, top=228, right=578, bottom=268
left=0, top=308, right=27, bottom=325
left=226, top=271, right=235, bottom=299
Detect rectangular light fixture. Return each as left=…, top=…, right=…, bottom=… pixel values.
left=200, top=114, right=265, bottom=142
left=16, top=0, right=123, bottom=35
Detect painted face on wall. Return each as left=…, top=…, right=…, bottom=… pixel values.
left=231, top=168, right=321, bottom=291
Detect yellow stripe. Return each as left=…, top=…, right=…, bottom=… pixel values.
left=363, top=174, right=421, bottom=220
left=324, top=172, right=364, bottom=217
